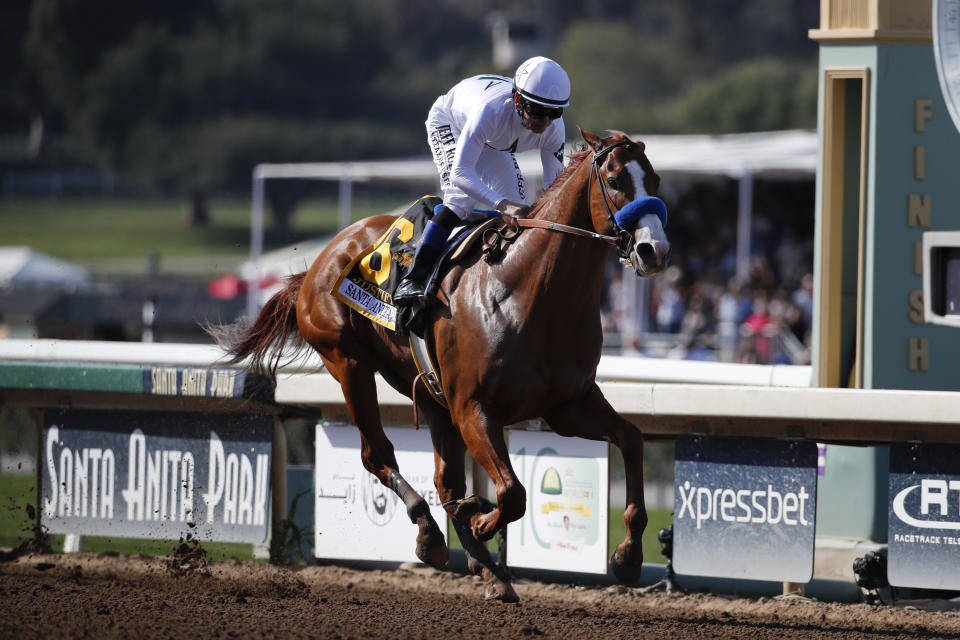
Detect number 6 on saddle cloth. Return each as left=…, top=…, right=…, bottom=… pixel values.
left=331, top=195, right=500, bottom=339
left=330, top=196, right=500, bottom=411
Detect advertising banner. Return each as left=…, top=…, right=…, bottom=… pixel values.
left=673, top=436, right=817, bottom=582
left=888, top=442, right=960, bottom=590
left=506, top=430, right=609, bottom=574
left=141, top=366, right=256, bottom=398
left=313, top=424, right=447, bottom=562
left=42, top=409, right=273, bottom=543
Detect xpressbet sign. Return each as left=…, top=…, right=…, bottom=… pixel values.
left=888, top=443, right=960, bottom=590
left=676, top=480, right=813, bottom=530
left=673, top=436, right=817, bottom=583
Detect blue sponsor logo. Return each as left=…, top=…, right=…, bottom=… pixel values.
left=888, top=443, right=960, bottom=590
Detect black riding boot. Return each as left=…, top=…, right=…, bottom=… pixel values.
left=394, top=243, right=441, bottom=305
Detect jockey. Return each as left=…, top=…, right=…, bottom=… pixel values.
left=393, top=56, right=571, bottom=305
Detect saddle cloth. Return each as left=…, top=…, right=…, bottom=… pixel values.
left=332, top=195, right=440, bottom=332
left=332, top=196, right=500, bottom=408
left=331, top=195, right=496, bottom=332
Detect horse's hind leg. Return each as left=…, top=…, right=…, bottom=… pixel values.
left=421, top=401, right=517, bottom=602
left=543, top=383, right=647, bottom=584
left=326, top=358, right=448, bottom=568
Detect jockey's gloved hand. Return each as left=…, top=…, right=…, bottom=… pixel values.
left=496, top=199, right=531, bottom=218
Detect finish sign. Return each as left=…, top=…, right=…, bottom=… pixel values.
left=672, top=436, right=817, bottom=583
left=888, top=442, right=960, bottom=590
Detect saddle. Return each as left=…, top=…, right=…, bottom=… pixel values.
left=332, top=196, right=503, bottom=409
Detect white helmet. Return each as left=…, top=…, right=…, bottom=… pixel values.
left=513, top=56, right=571, bottom=108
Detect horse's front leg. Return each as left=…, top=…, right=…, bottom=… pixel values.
left=452, top=407, right=527, bottom=542
left=423, top=403, right=518, bottom=602
left=543, top=383, right=648, bottom=584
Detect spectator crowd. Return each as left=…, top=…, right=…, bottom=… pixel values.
left=602, top=178, right=815, bottom=365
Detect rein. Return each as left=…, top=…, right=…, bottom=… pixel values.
left=481, top=139, right=636, bottom=263
left=481, top=214, right=617, bottom=263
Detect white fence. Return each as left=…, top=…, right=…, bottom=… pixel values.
left=5, top=339, right=960, bottom=600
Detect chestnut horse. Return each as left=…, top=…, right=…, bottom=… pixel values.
left=213, top=129, right=669, bottom=601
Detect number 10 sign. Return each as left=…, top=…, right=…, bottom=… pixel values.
left=506, top=430, right=609, bottom=574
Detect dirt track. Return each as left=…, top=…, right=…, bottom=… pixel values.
left=3, top=553, right=960, bottom=639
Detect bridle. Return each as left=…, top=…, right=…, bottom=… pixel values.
left=590, top=139, right=639, bottom=262
left=481, top=139, right=646, bottom=264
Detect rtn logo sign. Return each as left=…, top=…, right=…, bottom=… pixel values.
left=677, top=481, right=812, bottom=530
left=892, top=479, right=960, bottom=530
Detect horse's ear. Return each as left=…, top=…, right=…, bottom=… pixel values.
left=578, top=127, right=604, bottom=153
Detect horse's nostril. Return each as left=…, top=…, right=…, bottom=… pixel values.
left=636, top=243, right=656, bottom=263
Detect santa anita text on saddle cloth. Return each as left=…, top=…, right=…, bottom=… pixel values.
left=41, top=411, right=273, bottom=543
left=338, top=278, right=397, bottom=327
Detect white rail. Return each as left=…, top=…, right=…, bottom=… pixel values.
left=6, top=339, right=959, bottom=443
left=0, top=340, right=809, bottom=386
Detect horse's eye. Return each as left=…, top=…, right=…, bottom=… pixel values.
left=607, top=176, right=619, bottom=189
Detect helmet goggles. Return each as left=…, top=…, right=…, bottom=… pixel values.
left=520, top=97, right=563, bottom=120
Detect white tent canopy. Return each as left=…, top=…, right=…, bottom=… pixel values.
left=0, top=247, right=90, bottom=290
left=252, top=129, right=817, bottom=184
left=641, top=129, right=817, bottom=178
left=246, top=130, right=819, bottom=317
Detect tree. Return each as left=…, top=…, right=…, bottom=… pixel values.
left=553, top=5, right=817, bottom=135
left=555, top=19, right=694, bottom=133
left=653, top=59, right=818, bottom=133
left=24, top=0, right=480, bottom=194
left=16, top=0, right=819, bottom=199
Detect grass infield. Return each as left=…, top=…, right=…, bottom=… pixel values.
left=0, top=195, right=409, bottom=266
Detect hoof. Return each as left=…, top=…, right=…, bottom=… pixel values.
left=446, top=495, right=495, bottom=520
left=482, top=569, right=519, bottom=603
left=416, top=520, right=449, bottom=569
left=609, top=551, right=642, bottom=585
left=416, top=540, right=449, bottom=569
left=471, top=518, right=496, bottom=542
left=446, top=496, right=498, bottom=542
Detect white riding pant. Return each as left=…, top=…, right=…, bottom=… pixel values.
left=425, top=117, right=527, bottom=221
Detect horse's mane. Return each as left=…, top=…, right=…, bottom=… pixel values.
left=530, top=131, right=633, bottom=216
left=550, top=148, right=591, bottom=191
left=530, top=148, right=591, bottom=215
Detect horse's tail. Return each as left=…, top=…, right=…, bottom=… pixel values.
left=206, top=272, right=309, bottom=380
